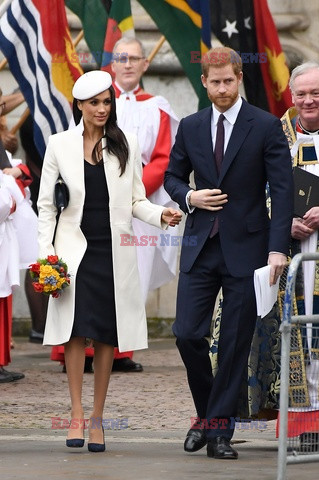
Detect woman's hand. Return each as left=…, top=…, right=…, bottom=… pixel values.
left=161, top=208, right=183, bottom=227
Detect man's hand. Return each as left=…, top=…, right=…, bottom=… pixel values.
left=189, top=189, right=228, bottom=211
left=268, top=253, right=288, bottom=286
left=302, top=206, right=319, bottom=230
left=291, top=217, right=315, bottom=240
left=161, top=208, right=183, bottom=227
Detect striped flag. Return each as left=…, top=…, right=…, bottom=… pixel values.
left=0, top=0, right=83, bottom=158
left=101, top=0, right=134, bottom=74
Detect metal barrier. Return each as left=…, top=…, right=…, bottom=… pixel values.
left=277, top=252, right=319, bottom=480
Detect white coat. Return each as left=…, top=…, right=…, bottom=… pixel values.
left=37, top=124, right=165, bottom=352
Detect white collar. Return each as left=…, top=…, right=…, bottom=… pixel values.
left=114, top=80, right=140, bottom=96
left=212, top=96, right=242, bottom=125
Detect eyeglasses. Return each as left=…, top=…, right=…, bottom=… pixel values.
left=0, top=102, right=5, bottom=110
left=119, top=55, right=145, bottom=65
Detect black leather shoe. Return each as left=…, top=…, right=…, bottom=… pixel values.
left=112, top=358, right=143, bottom=372
left=84, top=357, right=94, bottom=373
left=0, top=367, right=24, bottom=382
left=62, top=357, right=94, bottom=374
left=29, top=329, right=44, bottom=344
left=0, top=367, right=14, bottom=383
left=184, top=420, right=207, bottom=452
left=207, top=437, right=238, bottom=459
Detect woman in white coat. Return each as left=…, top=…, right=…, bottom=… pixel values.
left=37, top=71, right=181, bottom=452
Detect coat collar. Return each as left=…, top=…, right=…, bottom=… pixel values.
left=196, top=101, right=254, bottom=184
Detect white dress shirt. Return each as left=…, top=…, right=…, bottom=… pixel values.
left=186, top=96, right=242, bottom=212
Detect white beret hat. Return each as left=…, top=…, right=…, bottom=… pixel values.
left=72, top=71, right=113, bottom=100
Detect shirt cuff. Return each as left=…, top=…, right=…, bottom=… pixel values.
left=186, top=189, right=195, bottom=213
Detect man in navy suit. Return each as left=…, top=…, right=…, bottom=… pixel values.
left=164, top=46, right=294, bottom=460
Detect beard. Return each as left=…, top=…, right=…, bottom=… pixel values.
left=207, top=91, right=239, bottom=111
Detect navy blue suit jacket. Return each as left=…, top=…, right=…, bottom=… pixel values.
left=164, top=99, right=294, bottom=277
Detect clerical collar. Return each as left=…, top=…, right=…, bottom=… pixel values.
left=297, top=118, right=319, bottom=135
left=114, top=81, right=140, bottom=96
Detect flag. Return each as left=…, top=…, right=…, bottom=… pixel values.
left=101, top=0, right=134, bottom=74
left=253, top=0, right=292, bottom=117
left=137, top=0, right=212, bottom=109
left=0, top=0, right=83, bottom=158
left=210, top=0, right=292, bottom=117
left=65, top=0, right=108, bottom=67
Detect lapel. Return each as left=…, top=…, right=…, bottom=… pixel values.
left=219, top=99, right=254, bottom=185
left=197, top=107, right=218, bottom=182
left=102, top=138, right=121, bottom=206
left=67, top=123, right=85, bottom=199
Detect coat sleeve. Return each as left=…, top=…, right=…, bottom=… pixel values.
left=129, top=135, right=166, bottom=229
left=264, top=117, right=294, bottom=255
left=164, top=118, right=194, bottom=214
left=37, top=136, right=59, bottom=258
left=142, top=109, right=171, bottom=197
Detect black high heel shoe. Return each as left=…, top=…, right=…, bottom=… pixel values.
left=88, top=426, right=105, bottom=452
left=66, top=420, right=85, bottom=448
left=66, top=438, right=85, bottom=448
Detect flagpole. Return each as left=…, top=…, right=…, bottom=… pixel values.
left=147, top=35, right=166, bottom=64
left=9, top=107, right=30, bottom=134
left=0, top=0, right=13, bottom=18
left=0, top=57, right=8, bottom=71
left=73, top=29, right=84, bottom=48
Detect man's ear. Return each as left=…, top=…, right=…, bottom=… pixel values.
left=143, top=59, right=150, bottom=74
left=201, top=74, right=207, bottom=89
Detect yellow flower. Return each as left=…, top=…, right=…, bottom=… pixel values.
left=53, top=271, right=60, bottom=280
left=40, top=265, right=53, bottom=275
left=43, top=285, right=52, bottom=293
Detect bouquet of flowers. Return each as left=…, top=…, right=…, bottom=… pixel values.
left=29, top=255, right=70, bottom=298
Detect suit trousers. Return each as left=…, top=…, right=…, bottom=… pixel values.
left=173, top=234, right=257, bottom=440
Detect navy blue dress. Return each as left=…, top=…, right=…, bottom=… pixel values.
left=71, top=160, right=118, bottom=346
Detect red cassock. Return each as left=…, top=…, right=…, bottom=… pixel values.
left=0, top=295, right=12, bottom=367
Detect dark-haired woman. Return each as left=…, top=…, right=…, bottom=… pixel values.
left=37, top=71, right=181, bottom=452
